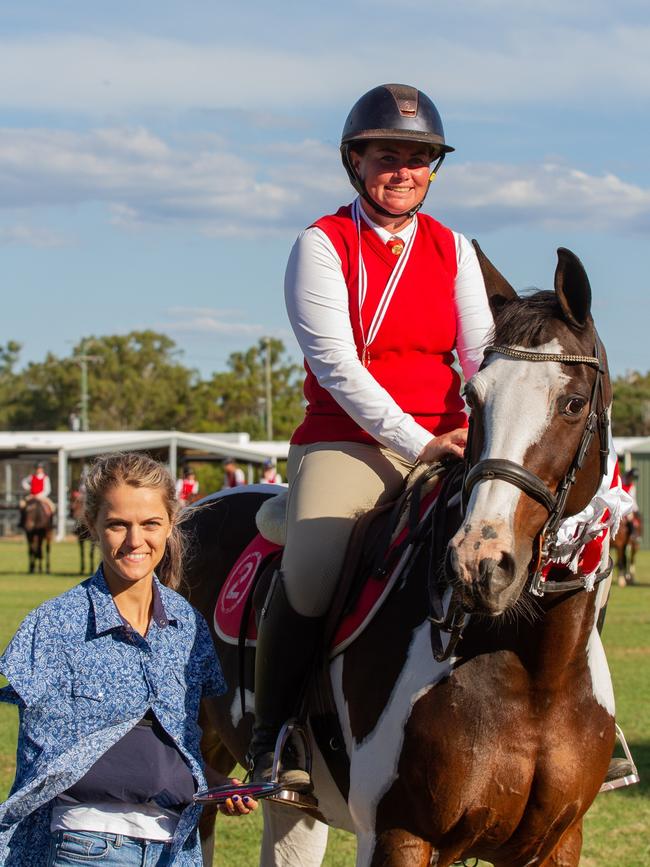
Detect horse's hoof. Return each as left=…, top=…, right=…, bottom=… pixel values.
left=617, top=576, right=627, bottom=588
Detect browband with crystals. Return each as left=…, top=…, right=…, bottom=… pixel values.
left=484, top=345, right=601, bottom=368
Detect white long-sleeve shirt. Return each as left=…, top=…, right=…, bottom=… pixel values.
left=285, top=204, right=494, bottom=462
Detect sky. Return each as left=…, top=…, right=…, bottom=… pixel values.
left=2, top=0, right=649, bottom=381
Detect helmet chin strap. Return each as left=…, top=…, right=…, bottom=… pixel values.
left=346, top=149, right=446, bottom=221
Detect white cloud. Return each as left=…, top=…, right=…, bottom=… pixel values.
left=156, top=307, right=265, bottom=337
left=436, top=163, right=650, bottom=234
left=0, top=22, right=649, bottom=116
left=1, top=127, right=649, bottom=240
left=0, top=223, right=70, bottom=248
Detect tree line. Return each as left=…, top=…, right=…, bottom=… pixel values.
left=0, top=333, right=305, bottom=439
left=1, top=333, right=649, bottom=437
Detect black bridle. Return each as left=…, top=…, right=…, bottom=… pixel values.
left=429, top=336, right=612, bottom=662
left=463, top=338, right=611, bottom=595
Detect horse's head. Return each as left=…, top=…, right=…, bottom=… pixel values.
left=447, top=244, right=611, bottom=615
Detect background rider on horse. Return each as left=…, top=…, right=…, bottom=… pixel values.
left=621, top=467, right=642, bottom=537
left=18, top=461, right=55, bottom=529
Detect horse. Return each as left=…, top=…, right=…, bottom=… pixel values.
left=23, top=498, right=53, bottom=574
left=70, top=490, right=96, bottom=575
left=612, top=516, right=640, bottom=587
left=183, top=245, right=617, bottom=867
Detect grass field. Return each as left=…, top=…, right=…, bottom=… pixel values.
left=0, top=538, right=647, bottom=866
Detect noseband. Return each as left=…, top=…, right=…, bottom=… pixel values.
left=463, top=338, right=611, bottom=596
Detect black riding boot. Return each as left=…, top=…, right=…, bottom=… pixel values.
left=248, top=571, right=324, bottom=790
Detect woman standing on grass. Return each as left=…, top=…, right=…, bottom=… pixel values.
left=0, top=452, right=256, bottom=867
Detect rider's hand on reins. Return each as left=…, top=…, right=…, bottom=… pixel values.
left=418, top=428, right=468, bottom=464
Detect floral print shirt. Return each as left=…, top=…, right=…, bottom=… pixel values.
left=0, top=567, right=226, bottom=866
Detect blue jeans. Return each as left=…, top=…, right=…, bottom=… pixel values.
left=47, top=830, right=172, bottom=866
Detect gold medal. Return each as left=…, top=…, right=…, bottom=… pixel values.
left=388, top=237, right=404, bottom=256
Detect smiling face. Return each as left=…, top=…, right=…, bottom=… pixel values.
left=91, top=482, right=172, bottom=591
left=350, top=140, right=433, bottom=220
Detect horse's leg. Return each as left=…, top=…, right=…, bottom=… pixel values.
left=260, top=801, right=329, bottom=867
left=536, top=820, right=582, bottom=867
left=616, top=542, right=627, bottom=587
left=79, top=538, right=85, bottom=574
left=45, top=534, right=51, bottom=573
left=367, top=829, right=433, bottom=867
left=90, top=542, right=95, bottom=573
left=628, top=542, right=637, bottom=584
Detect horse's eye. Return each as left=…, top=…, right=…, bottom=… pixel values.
left=560, top=395, right=587, bottom=416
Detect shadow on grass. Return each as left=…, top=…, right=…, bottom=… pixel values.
left=0, top=569, right=83, bottom=577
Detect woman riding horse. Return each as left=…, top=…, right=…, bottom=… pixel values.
left=247, top=83, right=495, bottom=789
left=242, top=82, right=635, bottom=797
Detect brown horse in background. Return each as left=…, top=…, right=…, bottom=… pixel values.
left=70, top=490, right=96, bottom=575
left=23, top=498, right=52, bottom=573
left=184, top=246, right=619, bottom=867
left=613, top=517, right=640, bottom=587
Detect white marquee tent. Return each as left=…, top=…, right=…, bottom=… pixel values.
left=0, top=430, right=289, bottom=540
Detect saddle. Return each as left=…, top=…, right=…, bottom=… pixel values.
left=213, top=463, right=450, bottom=656
left=213, top=461, right=465, bottom=801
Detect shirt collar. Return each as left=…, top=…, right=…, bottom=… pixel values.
left=88, top=566, right=177, bottom=636
left=354, top=196, right=417, bottom=243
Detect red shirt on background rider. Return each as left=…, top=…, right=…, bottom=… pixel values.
left=22, top=467, right=52, bottom=498
left=176, top=470, right=200, bottom=505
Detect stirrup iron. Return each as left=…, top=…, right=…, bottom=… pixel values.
left=599, top=724, right=640, bottom=793
left=266, top=719, right=319, bottom=810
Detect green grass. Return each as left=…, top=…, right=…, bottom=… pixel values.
left=0, top=539, right=648, bottom=865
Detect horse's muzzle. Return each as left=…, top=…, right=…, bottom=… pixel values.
left=446, top=527, right=522, bottom=615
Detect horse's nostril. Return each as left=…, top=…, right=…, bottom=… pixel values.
left=498, top=552, right=516, bottom=578
left=478, top=558, right=498, bottom=587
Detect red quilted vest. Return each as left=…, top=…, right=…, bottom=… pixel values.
left=291, top=205, right=467, bottom=447
left=30, top=475, right=46, bottom=495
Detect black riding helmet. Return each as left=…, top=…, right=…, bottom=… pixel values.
left=340, top=83, right=454, bottom=219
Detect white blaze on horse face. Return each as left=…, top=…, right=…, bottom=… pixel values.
left=459, top=339, right=572, bottom=557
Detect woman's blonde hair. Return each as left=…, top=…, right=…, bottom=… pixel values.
left=82, top=452, right=185, bottom=591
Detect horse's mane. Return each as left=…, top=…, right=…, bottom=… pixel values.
left=492, top=290, right=567, bottom=348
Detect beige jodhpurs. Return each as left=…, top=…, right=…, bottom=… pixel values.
left=282, top=441, right=415, bottom=617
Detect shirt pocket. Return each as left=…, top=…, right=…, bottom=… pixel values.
left=71, top=674, right=106, bottom=702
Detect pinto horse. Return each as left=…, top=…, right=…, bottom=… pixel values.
left=23, top=498, right=52, bottom=574
left=184, top=246, right=617, bottom=867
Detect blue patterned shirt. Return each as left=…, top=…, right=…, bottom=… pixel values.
left=0, top=567, right=226, bottom=866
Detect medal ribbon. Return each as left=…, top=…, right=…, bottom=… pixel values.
left=353, top=198, right=418, bottom=366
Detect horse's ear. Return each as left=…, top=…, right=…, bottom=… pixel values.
left=554, top=248, right=592, bottom=329
left=472, top=240, right=518, bottom=315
